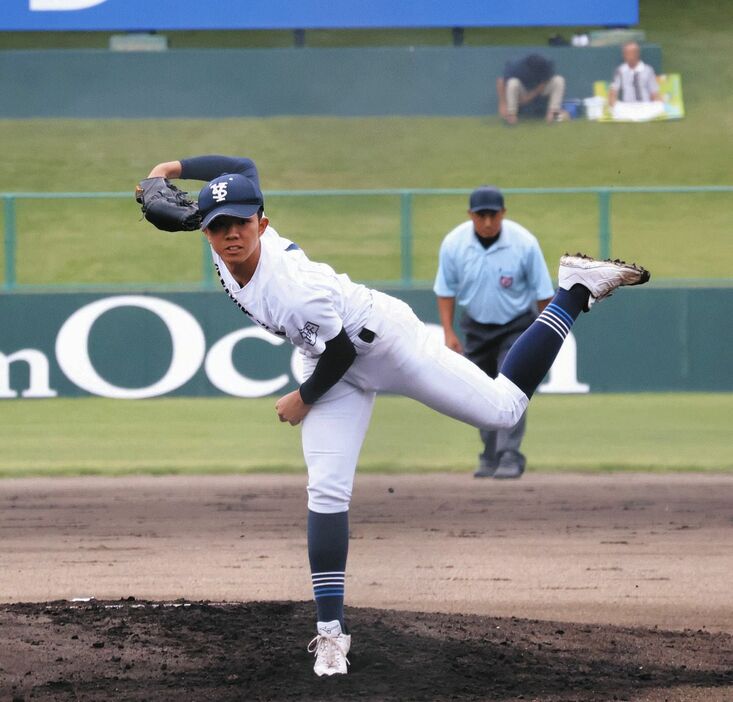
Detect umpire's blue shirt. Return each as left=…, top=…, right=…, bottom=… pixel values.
left=433, top=219, right=555, bottom=324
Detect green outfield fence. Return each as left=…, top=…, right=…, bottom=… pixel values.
left=2, top=185, right=732, bottom=291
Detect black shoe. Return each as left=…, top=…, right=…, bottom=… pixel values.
left=473, top=458, right=497, bottom=478
left=493, top=452, right=525, bottom=480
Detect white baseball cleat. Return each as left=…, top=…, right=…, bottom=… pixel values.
left=559, top=253, right=650, bottom=310
left=307, top=620, right=351, bottom=676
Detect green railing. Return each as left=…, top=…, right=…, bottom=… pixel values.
left=2, top=185, right=732, bottom=291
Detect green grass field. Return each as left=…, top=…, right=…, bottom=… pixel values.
left=0, top=394, right=730, bottom=477
left=0, top=0, right=731, bottom=288
left=0, top=2, right=730, bottom=479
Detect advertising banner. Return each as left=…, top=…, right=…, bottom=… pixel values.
left=0, top=287, right=729, bottom=399
left=3, top=0, right=638, bottom=31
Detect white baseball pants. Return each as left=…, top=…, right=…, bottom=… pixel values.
left=301, top=291, right=528, bottom=513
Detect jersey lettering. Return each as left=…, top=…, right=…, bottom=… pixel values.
left=213, top=263, right=285, bottom=336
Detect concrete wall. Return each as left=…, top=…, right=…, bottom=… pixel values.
left=1, top=45, right=662, bottom=118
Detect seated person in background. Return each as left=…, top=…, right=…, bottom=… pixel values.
left=496, top=53, right=566, bottom=125
left=608, top=41, right=661, bottom=110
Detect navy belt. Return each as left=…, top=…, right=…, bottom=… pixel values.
left=358, top=327, right=376, bottom=343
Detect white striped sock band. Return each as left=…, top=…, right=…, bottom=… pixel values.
left=312, top=571, right=345, bottom=600
left=536, top=303, right=573, bottom=341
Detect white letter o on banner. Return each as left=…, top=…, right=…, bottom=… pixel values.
left=205, top=327, right=289, bottom=398
left=55, top=296, right=206, bottom=399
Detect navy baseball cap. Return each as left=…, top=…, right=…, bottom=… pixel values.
left=198, top=174, right=264, bottom=230
left=469, top=186, right=505, bottom=213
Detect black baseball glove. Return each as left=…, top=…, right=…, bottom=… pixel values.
left=135, top=177, right=201, bottom=232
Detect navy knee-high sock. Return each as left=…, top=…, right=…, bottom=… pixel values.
left=500, top=285, right=589, bottom=399
left=308, top=510, right=349, bottom=627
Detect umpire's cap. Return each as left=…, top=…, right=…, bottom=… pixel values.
left=199, top=174, right=264, bottom=230
left=469, top=185, right=504, bottom=212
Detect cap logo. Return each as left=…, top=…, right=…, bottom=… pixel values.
left=210, top=182, right=229, bottom=203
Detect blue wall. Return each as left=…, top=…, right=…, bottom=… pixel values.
left=0, top=45, right=661, bottom=118
left=4, top=0, right=638, bottom=31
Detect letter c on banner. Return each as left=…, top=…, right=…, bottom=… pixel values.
left=55, top=296, right=206, bottom=399
left=205, top=328, right=289, bottom=397
left=30, top=0, right=108, bottom=11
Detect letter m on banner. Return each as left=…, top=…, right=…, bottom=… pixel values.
left=30, top=0, right=107, bottom=10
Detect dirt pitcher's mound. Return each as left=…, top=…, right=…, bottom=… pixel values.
left=1, top=600, right=731, bottom=702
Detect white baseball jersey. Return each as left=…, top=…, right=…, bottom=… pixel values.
left=211, top=226, right=528, bottom=514
left=211, top=226, right=373, bottom=357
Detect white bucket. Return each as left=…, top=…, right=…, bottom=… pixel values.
left=583, top=96, right=606, bottom=120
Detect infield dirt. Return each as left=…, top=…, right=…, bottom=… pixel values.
left=0, top=473, right=731, bottom=701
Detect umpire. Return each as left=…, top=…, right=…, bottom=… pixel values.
left=434, top=186, right=555, bottom=479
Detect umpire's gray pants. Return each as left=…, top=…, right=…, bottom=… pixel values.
left=460, top=310, right=536, bottom=467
